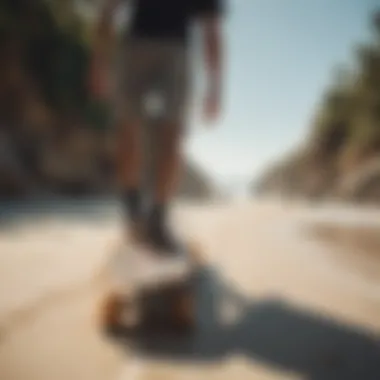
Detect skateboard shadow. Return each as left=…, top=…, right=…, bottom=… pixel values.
left=116, top=266, right=380, bottom=380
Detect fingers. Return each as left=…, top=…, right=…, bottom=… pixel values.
left=203, top=92, right=220, bottom=124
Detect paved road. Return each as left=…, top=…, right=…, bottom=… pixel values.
left=0, top=199, right=380, bottom=380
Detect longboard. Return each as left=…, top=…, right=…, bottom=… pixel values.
left=100, top=239, right=205, bottom=336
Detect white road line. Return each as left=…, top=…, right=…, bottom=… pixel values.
left=116, top=358, right=146, bottom=380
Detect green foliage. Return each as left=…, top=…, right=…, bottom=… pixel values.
left=84, top=100, right=111, bottom=131
left=313, top=9, right=380, bottom=164
left=1, top=0, right=110, bottom=131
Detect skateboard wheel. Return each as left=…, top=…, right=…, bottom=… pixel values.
left=100, top=294, right=124, bottom=333
left=172, top=289, right=195, bottom=331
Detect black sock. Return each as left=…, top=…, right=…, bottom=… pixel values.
left=148, top=203, right=179, bottom=251
left=122, top=188, right=141, bottom=223
left=148, top=203, right=167, bottom=229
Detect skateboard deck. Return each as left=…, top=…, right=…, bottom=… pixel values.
left=100, top=239, right=205, bottom=336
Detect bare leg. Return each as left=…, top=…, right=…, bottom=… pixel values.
left=146, top=121, right=184, bottom=253
left=116, top=118, right=143, bottom=240
left=154, top=122, right=183, bottom=204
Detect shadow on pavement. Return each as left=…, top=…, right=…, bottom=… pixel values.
left=116, top=267, right=380, bottom=380
left=0, top=198, right=118, bottom=228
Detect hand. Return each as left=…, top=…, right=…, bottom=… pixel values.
left=202, top=85, right=221, bottom=125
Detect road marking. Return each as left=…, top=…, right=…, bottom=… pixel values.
left=116, top=358, right=145, bottom=380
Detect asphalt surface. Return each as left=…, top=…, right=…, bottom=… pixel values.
left=0, top=199, right=380, bottom=380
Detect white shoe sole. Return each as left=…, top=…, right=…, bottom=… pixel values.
left=109, top=244, right=191, bottom=291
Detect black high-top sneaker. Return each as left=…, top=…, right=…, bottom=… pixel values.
left=122, top=189, right=144, bottom=243
left=145, top=204, right=180, bottom=256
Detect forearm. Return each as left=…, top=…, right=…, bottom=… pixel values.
left=202, top=17, right=223, bottom=92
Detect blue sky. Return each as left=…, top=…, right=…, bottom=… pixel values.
left=186, top=0, right=378, bottom=188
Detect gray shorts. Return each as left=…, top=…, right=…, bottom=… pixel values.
left=113, top=38, right=190, bottom=125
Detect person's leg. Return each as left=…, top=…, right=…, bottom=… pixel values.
left=113, top=40, right=150, bottom=241
left=154, top=122, right=183, bottom=204
left=145, top=43, right=189, bottom=253
left=116, top=118, right=143, bottom=240
left=146, top=121, right=183, bottom=250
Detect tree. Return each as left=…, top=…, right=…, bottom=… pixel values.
left=0, top=0, right=110, bottom=131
